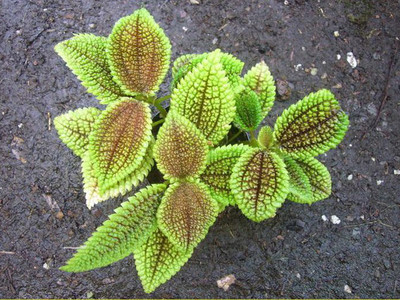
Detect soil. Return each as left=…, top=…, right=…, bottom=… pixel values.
left=1, top=0, right=399, bottom=298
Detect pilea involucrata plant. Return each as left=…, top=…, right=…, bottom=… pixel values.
left=54, top=8, right=349, bottom=293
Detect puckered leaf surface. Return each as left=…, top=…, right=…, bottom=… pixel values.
left=133, top=228, right=194, bottom=293
left=170, top=50, right=236, bottom=144
left=257, top=126, right=274, bottom=150
left=157, top=180, right=219, bottom=251
left=154, top=113, right=208, bottom=181
left=283, top=156, right=312, bottom=203
left=60, top=184, right=167, bottom=272
left=54, top=34, right=125, bottom=105
left=243, top=61, right=276, bottom=118
left=287, top=157, right=332, bottom=204
left=230, top=148, right=289, bottom=222
left=89, top=98, right=152, bottom=194
left=83, top=138, right=155, bottom=209
left=273, top=89, right=349, bottom=158
left=54, top=107, right=101, bottom=157
left=200, top=144, right=250, bottom=208
left=234, top=89, right=263, bottom=131
left=107, top=8, right=171, bottom=96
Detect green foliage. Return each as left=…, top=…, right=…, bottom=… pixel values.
left=54, top=8, right=349, bottom=294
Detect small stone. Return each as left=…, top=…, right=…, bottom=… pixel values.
left=367, top=103, right=377, bottom=116
left=322, top=61, right=326, bottom=64
left=189, top=0, right=200, bottom=4
left=182, top=26, right=188, bottom=32
left=371, top=157, right=376, bottom=162
left=16, top=29, right=22, bottom=35
left=321, top=72, right=328, bottom=79
left=310, top=68, right=318, bottom=76
left=347, top=174, right=353, bottom=181
left=43, top=262, right=50, bottom=270
left=352, top=228, right=361, bottom=236
left=89, top=23, right=96, bottom=29
left=86, top=291, right=94, bottom=298
left=336, top=54, right=341, bottom=60
left=296, top=273, right=301, bottom=279
left=373, top=52, right=381, bottom=60
left=284, top=0, right=289, bottom=5
left=212, top=38, right=218, bottom=45
left=217, top=274, right=236, bottom=291
left=377, top=180, right=383, bottom=186
left=276, top=235, right=284, bottom=240
left=344, top=285, right=352, bottom=294
left=330, top=215, right=341, bottom=224
left=56, top=211, right=64, bottom=220
left=321, top=215, right=328, bottom=222
left=346, top=52, right=358, bottom=68
left=294, top=64, right=302, bottom=71
left=301, top=46, right=306, bottom=51
left=332, top=83, right=342, bottom=89
left=18, top=123, right=23, bottom=128
left=334, top=30, right=340, bottom=37
left=383, top=259, right=391, bottom=269
left=360, top=215, right=365, bottom=220
left=276, top=79, right=291, bottom=101
left=374, top=268, right=381, bottom=278
left=394, top=170, right=400, bottom=175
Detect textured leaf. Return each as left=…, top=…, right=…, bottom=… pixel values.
left=257, top=126, right=274, bottom=150
left=230, top=148, right=289, bottom=222
left=89, top=98, right=152, bottom=194
left=54, top=107, right=101, bottom=157
left=133, top=228, right=194, bottom=293
left=287, top=157, right=331, bottom=204
left=273, top=89, right=349, bottom=158
left=283, top=156, right=312, bottom=203
left=107, top=8, right=171, bottom=96
left=170, top=50, right=236, bottom=144
left=154, top=112, right=208, bottom=180
left=234, top=89, right=263, bottom=131
left=60, top=184, right=167, bottom=272
left=201, top=144, right=250, bottom=208
left=54, top=34, right=125, bottom=105
left=157, top=180, right=219, bottom=251
left=83, top=138, right=155, bottom=209
left=243, top=61, right=276, bottom=117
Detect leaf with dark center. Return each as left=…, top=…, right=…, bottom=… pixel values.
left=154, top=112, right=208, bottom=180
left=200, top=144, right=250, bottom=209
left=89, top=98, right=152, bottom=194
left=170, top=50, right=236, bottom=144
left=234, top=89, right=263, bottom=131
left=54, top=107, right=101, bottom=157
left=273, top=89, right=349, bottom=158
left=54, top=34, right=125, bottom=105
left=133, top=228, right=194, bottom=293
left=60, top=184, right=167, bottom=272
left=157, top=180, right=219, bottom=251
left=230, top=148, right=289, bottom=222
left=108, top=8, right=171, bottom=96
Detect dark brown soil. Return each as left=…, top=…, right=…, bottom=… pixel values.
left=1, top=0, right=399, bottom=298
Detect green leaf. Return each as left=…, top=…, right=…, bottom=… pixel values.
left=133, top=228, right=194, bottom=293
left=243, top=61, right=276, bottom=117
left=230, top=148, right=289, bottom=222
left=89, top=98, right=152, bottom=194
left=82, top=138, right=155, bottom=209
left=60, top=184, right=167, bottom=272
left=154, top=112, right=209, bottom=181
left=287, top=157, right=332, bottom=204
left=170, top=50, right=236, bottom=144
left=200, top=144, right=250, bottom=208
left=257, top=126, right=274, bottom=150
left=54, top=34, right=125, bottom=105
left=107, top=8, right=171, bottom=96
left=157, top=180, right=219, bottom=251
left=273, top=89, right=349, bottom=158
left=233, top=89, right=263, bottom=131
left=54, top=107, right=101, bottom=157
left=283, top=156, right=312, bottom=203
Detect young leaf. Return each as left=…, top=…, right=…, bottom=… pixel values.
left=89, top=98, right=152, bottom=194
left=283, top=156, right=312, bottom=203
left=54, top=34, right=125, bottom=105
left=287, top=157, right=332, bottom=204
left=243, top=61, right=276, bottom=117
left=234, top=89, right=263, bottom=131
left=54, top=107, right=101, bottom=157
left=273, top=89, right=349, bottom=158
left=230, top=148, right=289, bottom=222
left=107, top=8, right=171, bottom=96
left=157, top=180, right=219, bottom=251
left=60, top=184, right=167, bottom=272
left=200, top=144, right=251, bottom=208
left=133, top=228, right=194, bottom=294
left=170, top=50, right=236, bottom=144
left=153, top=112, right=208, bottom=180
left=83, top=138, right=155, bottom=209
left=258, top=126, right=274, bottom=150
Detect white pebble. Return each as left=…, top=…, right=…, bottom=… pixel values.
left=310, top=68, right=318, bottom=76
left=296, top=273, right=301, bottom=279
left=371, top=157, right=376, bottom=162
left=336, top=54, right=341, bottom=60
left=394, top=170, right=400, bottom=175
left=284, top=0, right=289, bottom=5
left=330, top=215, right=341, bottom=224
left=322, top=60, right=326, bottom=64
left=301, top=46, right=306, bottom=51
left=347, top=174, right=353, bottom=181
left=43, top=262, right=50, bottom=270
left=212, top=38, right=218, bottom=45
left=377, top=180, right=383, bottom=185
left=334, top=31, right=340, bottom=37
left=294, top=64, right=302, bottom=71
left=321, top=215, right=328, bottom=222
left=346, top=52, right=358, bottom=68
left=18, top=123, right=23, bottom=128
left=182, top=26, right=188, bottom=32
left=360, top=215, right=365, bottom=220
left=344, top=284, right=352, bottom=294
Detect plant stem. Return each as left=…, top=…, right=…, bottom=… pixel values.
left=156, top=94, right=171, bottom=104
left=154, top=102, right=168, bottom=118
left=152, top=118, right=165, bottom=127
left=249, top=130, right=259, bottom=147
left=226, top=130, right=243, bottom=144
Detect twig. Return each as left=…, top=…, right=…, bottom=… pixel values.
left=63, top=246, right=83, bottom=250
left=0, top=251, right=16, bottom=255
left=361, top=40, right=398, bottom=140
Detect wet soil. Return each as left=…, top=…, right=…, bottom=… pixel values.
left=1, top=0, right=400, bottom=298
